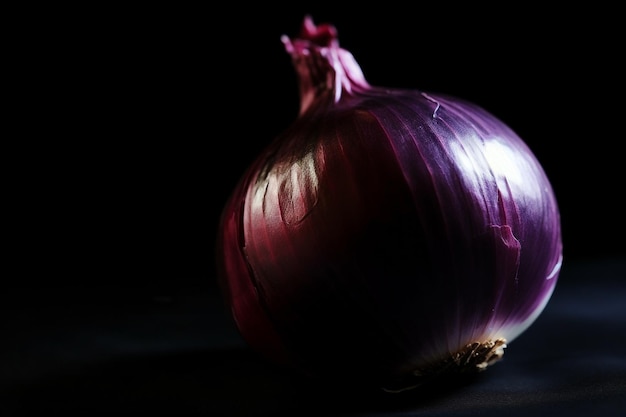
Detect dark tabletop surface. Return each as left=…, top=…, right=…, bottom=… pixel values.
left=2, top=258, right=624, bottom=416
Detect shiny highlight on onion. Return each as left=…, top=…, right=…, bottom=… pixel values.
left=216, top=16, right=563, bottom=392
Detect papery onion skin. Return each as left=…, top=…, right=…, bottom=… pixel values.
left=216, top=16, right=563, bottom=392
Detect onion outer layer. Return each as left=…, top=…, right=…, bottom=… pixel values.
left=216, top=16, right=563, bottom=392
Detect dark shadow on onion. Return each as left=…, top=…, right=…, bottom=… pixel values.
left=2, top=347, right=484, bottom=416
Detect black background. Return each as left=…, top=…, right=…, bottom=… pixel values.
left=21, top=3, right=622, bottom=298
left=5, top=3, right=625, bottom=416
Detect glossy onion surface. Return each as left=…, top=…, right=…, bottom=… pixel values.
left=216, top=16, right=563, bottom=391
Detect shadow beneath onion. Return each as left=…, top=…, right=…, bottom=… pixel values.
left=3, top=346, right=481, bottom=416
left=294, top=368, right=485, bottom=416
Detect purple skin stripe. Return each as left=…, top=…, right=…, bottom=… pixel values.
left=216, top=16, right=562, bottom=385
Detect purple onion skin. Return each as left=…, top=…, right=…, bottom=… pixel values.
left=217, top=16, right=563, bottom=391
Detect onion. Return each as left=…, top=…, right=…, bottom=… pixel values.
left=216, top=16, right=563, bottom=392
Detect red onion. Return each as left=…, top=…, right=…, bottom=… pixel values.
left=216, top=16, right=563, bottom=392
